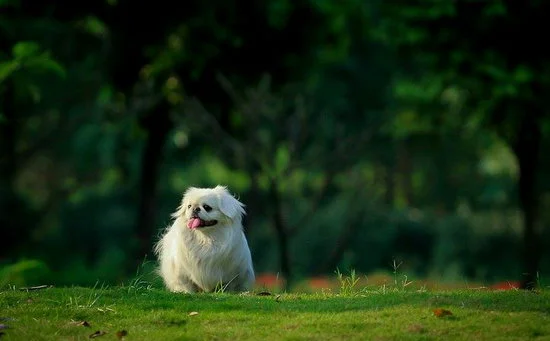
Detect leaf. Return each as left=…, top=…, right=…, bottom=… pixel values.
left=81, top=16, right=108, bottom=37
left=513, top=65, right=533, bottom=84
left=12, top=41, right=41, bottom=58
left=71, top=320, right=91, bottom=327
left=188, top=311, right=199, bottom=316
left=8, top=42, right=67, bottom=81
left=89, top=330, right=107, bottom=338
left=24, top=56, right=66, bottom=79
left=433, top=308, right=453, bottom=317
left=115, top=330, right=128, bottom=340
left=274, top=144, right=290, bottom=175
left=0, top=60, right=20, bottom=83
left=0, top=324, right=8, bottom=330
left=97, top=85, right=114, bottom=104
left=19, top=285, right=52, bottom=291
left=479, top=63, right=508, bottom=81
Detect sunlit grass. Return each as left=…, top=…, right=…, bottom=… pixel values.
left=1, top=282, right=549, bottom=340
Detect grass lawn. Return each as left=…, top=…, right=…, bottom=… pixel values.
left=1, top=282, right=549, bottom=341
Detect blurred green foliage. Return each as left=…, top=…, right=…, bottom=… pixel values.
left=1, top=0, right=549, bottom=289
left=0, top=259, right=51, bottom=287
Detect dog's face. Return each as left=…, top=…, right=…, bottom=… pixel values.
left=172, top=185, right=246, bottom=230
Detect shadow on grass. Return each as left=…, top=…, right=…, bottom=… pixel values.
left=122, top=288, right=550, bottom=315
left=2, top=286, right=549, bottom=316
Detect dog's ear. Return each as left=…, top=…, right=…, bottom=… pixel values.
left=170, top=201, right=186, bottom=219
left=171, top=187, right=197, bottom=218
left=216, top=186, right=246, bottom=220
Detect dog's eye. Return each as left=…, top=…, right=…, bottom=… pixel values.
left=203, top=204, right=212, bottom=212
left=187, top=205, right=191, bottom=209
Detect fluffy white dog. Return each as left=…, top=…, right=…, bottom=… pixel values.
left=154, top=185, right=255, bottom=293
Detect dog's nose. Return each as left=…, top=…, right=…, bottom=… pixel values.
left=193, top=207, right=201, bottom=213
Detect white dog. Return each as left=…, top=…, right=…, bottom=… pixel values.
left=154, top=185, right=255, bottom=293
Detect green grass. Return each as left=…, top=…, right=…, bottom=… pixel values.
left=1, top=284, right=549, bottom=341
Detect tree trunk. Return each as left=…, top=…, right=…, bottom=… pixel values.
left=135, top=102, right=172, bottom=267
left=269, top=179, right=291, bottom=289
left=0, top=79, right=20, bottom=260
left=316, top=221, right=359, bottom=275
left=515, top=112, right=541, bottom=290
left=397, top=141, right=413, bottom=206
left=382, top=153, right=395, bottom=207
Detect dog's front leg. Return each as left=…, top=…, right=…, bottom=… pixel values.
left=224, top=269, right=255, bottom=292
left=167, top=275, right=200, bottom=293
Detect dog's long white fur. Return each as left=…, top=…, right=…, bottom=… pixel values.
left=154, top=185, right=255, bottom=293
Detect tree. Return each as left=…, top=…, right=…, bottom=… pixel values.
left=181, top=73, right=379, bottom=287
left=375, top=0, right=550, bottom=289
left=0, top=37, right=67, bottom=259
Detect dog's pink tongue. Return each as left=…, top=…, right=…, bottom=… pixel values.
left=187, top=218, right=201, bottom=229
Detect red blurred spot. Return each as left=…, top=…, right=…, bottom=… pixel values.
left=490, top=281, right=520, bottom=290
left=309, top=276, right=332, bottom=289
left=255, top=273, right=285, bottom=289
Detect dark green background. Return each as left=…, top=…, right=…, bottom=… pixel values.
left=1, top=0, right=549, bottom=289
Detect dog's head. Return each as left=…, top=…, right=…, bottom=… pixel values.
left=172, top=185, right=246, bottom=230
